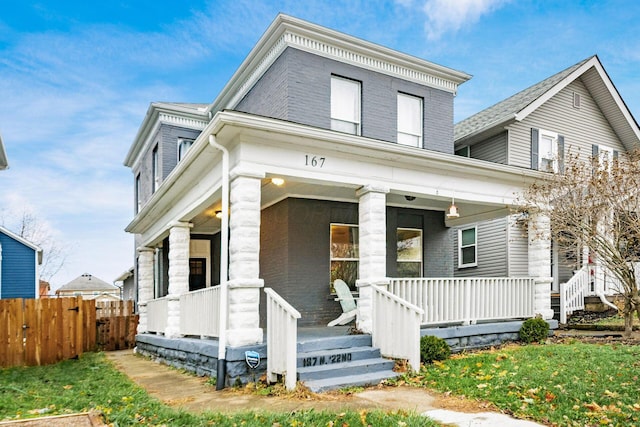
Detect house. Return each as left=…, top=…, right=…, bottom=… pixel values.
left=56, top=273, right=121, bottom=301
left=39, top=280, right=51, bottom=298
left=0, top=226, right=42, bottom=299
left=0, top=132, right=7, bottom=170
left=124, top=14, right=557, bottom=390
left=454, top=55, right=640, bottom=319
left=114, top=267, right=136, bottom=303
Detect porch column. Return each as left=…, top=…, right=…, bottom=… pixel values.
left=227, top=168, right=264, bottom=347
left=136, top=247, right=155, bottom=334
left=166, top=221, right=192, bottom=338
left=355, top=184, right=389, bottom=334
left=528, top=211, right=554, bottom=319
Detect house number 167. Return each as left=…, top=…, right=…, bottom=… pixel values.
left=304, top=155, right=325, bottom=168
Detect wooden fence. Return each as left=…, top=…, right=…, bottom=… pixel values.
left=0, top=298, right=138, bottom=368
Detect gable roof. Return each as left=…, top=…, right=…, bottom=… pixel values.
left=0, top=132, right=8, bottom=170
left=57, top=273, right=118, bottom=292
left=455, top=55, right=640, bottom=151
left=0, top=226, right=42, bottom=263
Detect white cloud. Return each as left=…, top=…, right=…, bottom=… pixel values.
left=421, top=0, right=509, bottom=40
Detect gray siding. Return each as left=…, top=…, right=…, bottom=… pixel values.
left=507, top=216, right=529, bottom=276
left=509, top=79, right=626, bottom=168
left=237, top=47, right=455, bottom=154
left=454, top=217, right=508, bottom=277
left=470, top=131, right=507, bottom=164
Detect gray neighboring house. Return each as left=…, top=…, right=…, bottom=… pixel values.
left=56, top=273, right=121, bottom=301
left=0, top=132, right=8, bottom=170
left=454, top=55, right=640, bottom=298
left=115, top=267, right=136, bottom=303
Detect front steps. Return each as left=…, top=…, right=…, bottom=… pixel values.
left=296, top=334, right=399, bottom=392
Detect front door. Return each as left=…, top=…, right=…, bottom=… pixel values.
left=189, top=258, right=206, bottom=291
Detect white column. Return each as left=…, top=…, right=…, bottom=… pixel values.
left=136, top=247, right=155, bottom=334
left=226, top=168, right=264, bottom=347
left=528, top=211, right=554, bottom=319
left=166, top=221, right=192, bottom=338
left=355, top=185, right=389, bottom=333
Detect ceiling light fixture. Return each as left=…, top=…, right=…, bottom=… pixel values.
left=271, top=177, right=285, bottom=186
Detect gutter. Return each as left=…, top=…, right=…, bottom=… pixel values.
left=208, top=134, right=229, bottom=390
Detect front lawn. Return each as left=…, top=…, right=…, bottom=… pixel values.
left=396, top=340, right=640, bottom=426
left=0, top=352, right=433, bottom=426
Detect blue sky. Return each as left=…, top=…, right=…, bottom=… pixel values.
left=1, top=0, right=639, bottom=289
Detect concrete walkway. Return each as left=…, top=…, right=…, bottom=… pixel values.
left=105, top=350, right=545, bottom=426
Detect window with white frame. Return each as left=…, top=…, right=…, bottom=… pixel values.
left=538, top=130, right=558, bottom=172
left=330, top=224, right=359, bottom=291
left=458, top=226, right=477, bottom=268
left=597, top=144, right=615, bottom=171
left=177, top=138, right=194, bottom=162
left=397, top=93, right=423, bottom=147
left=135, top=173, right=141, bottom=214
left=397, top=228, right=422, bottom=277
left=152, top=145, right=159, bottom=193
left=331, top=76, right=361, bottom=135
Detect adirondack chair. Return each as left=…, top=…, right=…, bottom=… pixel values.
left=327, top=279, right=357, bottom=327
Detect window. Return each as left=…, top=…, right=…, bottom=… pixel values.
left=331, top=76, right=361, bottom=135
left=455, top=146, right=470, bottom=157
left=594, top=144, right=616, bottom=171
left=330, top=224, right=359, bottom=291
left=531, top=128, right=564, bottom=173
left=135, top=173, right=141, bottom=214
left=458, top=226, right=477, bottom=268
left=177, top=138, right=194, bottom=162
left=397, top=228, right=422, bottom=277
left=397, top=93, right=423, bottom=147
left=152, top=145, right=159, bottom=193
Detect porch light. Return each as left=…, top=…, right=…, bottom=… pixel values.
left=446, top=197, right=460, bottom=219
left=271, top=177, right=285, bottom=186
left=215, top=210, right=223, bottom=219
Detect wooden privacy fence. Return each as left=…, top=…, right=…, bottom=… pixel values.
left=0, top=297, right=96, bottom=368
left=96, top=300, right=138, bottom=351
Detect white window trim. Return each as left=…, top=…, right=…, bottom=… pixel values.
left=397, top=227, right=423, bottom=277
left=330, top=76, right=361, bottom=136
left=538, top=129, right=559, bottom=173
left=135, top=173, right=141, bottom=214
left=458, top=226, right=478, bottom=268
left=177, top=138, right=194, bottom=162
left=397, top=93, right=423, bottom=148
left=597, top=144, right=614, bottom=171
left=152, top=145, right=160, bottom=193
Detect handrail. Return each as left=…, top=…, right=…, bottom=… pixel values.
left=264, top=288, right=300, bottom=390
left=371, top=284, right=423, bottom=372
left=559, top=266, right=588, bottom=324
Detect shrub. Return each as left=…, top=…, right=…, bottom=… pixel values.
left=420, top=335, right=451, bottom=364
left=519, top=317, right=549, bottom=343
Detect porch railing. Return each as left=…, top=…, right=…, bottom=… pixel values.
left=265, top=288, right=301, bottom=391
left=180, top=286, right=221, bottom=337
left=371, top=285, right=423, bottom=372
left=559, top=266, right=588, bottom=324
left=146, top=297, right=168, bottom=334
left=388, top=277, right=535, bottom=326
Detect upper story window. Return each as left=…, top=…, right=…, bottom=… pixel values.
left=593, top=144, right=617, bottom=171
left=330, top=224, right=359, bottom=291
left=531, top=128, right=564, bottom=173
left=455, top=146, right=470, bottom=157
left=177, top=138, right=195, bottom=162
left=135, top=173, right=141, bottom=214
left=397, top=228, right=422, bottom=277
left=152, top=145, right=159, bottom=193
left=397, top=93, right=423, bottom=147
left=331, top=76, right=361, bottom=135
left=458, top=226, right=477, bottom=268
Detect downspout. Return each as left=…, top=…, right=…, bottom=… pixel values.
left=209, top=134, right=229, bottom=390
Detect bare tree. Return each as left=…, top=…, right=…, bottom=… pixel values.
left=0, top=208, right=68, bottom=282
left=519, top=149, right=640, bottom=336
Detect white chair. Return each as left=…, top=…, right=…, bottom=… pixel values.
left=327, top=279, right=357, bottom=327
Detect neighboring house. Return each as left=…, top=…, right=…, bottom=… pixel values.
left=56, top=273, right=121, bottom=301
left=454, top=55, right=640, bottom=305
left=114, top=267, right=135, bottom=302
left=0, top=226, right=42, bottom=299
left=124, top=14, right=559, bottom=389
left=39, top=280, right=51, bottom=298
left=0, top=132, right=7, bottom=170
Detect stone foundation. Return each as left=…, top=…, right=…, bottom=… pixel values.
left=422, top=320, right=558, bottom=352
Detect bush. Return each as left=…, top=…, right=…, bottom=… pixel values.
left=420, top=335, right=451, bottom=364
left=519, top=317, right=549, bottom=343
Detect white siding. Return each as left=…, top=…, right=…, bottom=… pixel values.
left=454, top=217, right=508, bottom=277
left=509, top=79, right=626, bottom=168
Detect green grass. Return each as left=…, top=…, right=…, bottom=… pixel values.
left=394, top=341, right=640, bottom=426
left=0, top=352, right=434, bottom=426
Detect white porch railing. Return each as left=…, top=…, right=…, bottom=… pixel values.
left=388, top=277, right=535, bottom=326
left=371, top=284, right=423, bottom=372
left=180, top=286, right=221, bottom=337
left=147, top=297, right=168, bottom=334
left=559, top=266, right=588, bottom=324
left=265, top=288, right=301, bottom=391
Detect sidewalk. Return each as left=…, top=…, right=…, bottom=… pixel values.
left=105, top=350, right=546, bottom=426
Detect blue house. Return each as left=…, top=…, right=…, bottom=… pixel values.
left=0, top=226, right=42, bottom=299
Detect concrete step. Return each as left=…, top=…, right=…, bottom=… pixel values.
left=296, top=334, right=371, bottom=353
left=298, top=356, right=395, bottom=381
left=302, top=370, right=400, bottom=393
left=297, top=345, right=381, bottom=368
